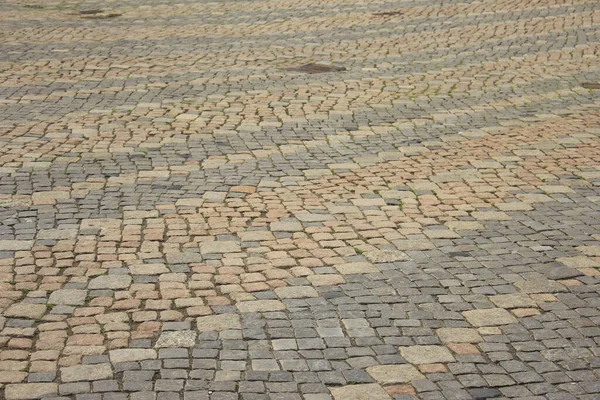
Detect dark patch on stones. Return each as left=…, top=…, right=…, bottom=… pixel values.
left=79, top=9, right=104, bottom=15
left=373, top=11, right=403, bottom=17
left=449, top=251, right=470, bottom=258
left=468, top=388, right=502, bottom=399
left=24, top=4, right=44, bottom=9
left=582, top=82, right=600, bottom=89
left=81, top=12, right=122, bottom=19
left=287, top=64, right=346, bottom=74
left=538, top=262, right=583, bottom=280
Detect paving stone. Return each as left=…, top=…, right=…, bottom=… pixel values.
left=274, top=286, right=319, bottom=299
left=200, top=241, right=241, bottom=254
left=88, top=275, right=132, bottom=290
left=0, top=240, right=34, bottom=251
left=363, top=250, right=409, bottom=263
left=109, top=349, right=157, bottom=363
left=2, top=2, right=600, bottom=399
left=4, top=303, right=47, bottom=319
left=329, top=383, right=391, bottom=400
left=333, top=262, right=379, bottom=274
left=270, top=222, right=303, bottom=232
left=197, top=314, right=241, bottom=331
left=489, top=294, right=537, bottom=309
left=48, top=289, right=87, bottom=306
left=399, top=346, right=455, bottom=364
left=237, top=300, right=286, bottom=313
left=513, top=280, right=568, bottom=294
left=5, top=383, right=58, bottom=399
left=165, top=252, right=203, bottom=264
left=61, top=363, right=113, bottom=382
left=462, top=309, right=518, bottom=327
left=155, top=331, right=197, bottom=348
left=436, top=328, right=483, bottom=344
left=366, top=364, right=425, bottom=384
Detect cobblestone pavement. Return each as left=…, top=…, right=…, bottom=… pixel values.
left=1, top=0, right=600, bottom=399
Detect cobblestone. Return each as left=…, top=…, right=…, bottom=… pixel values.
left=1, top=0, right=600, bottom=398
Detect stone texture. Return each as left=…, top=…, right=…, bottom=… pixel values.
left=155, top=330, right=197, bottom=347
left=399, top=345, right=456, bottom=364
left=436, top=328, right=483, bottom=343
left=334, top=262, right=379, bottom=274
left=88, top=275, right=131, bottom=290
left=366, top=364, right=425, bottom=385
left=109, top=349, right=157, bottom=363
left=489, top=293, right=536, bottom=309
left=197, top=314, right=241, bottom=331
left=48, top=289, right=87, bottom=306
left=462, top=308, right=518, bottom=327
left=60, top=363, right=113, bottom=382
left=330, top=383, right=391, bottom=400
left=274, top=286, right=319, bottom=299
left=4, top=303, right=47, bottom=319
left=5, top=383, right=58, bottom=400
left=363, top=250, right=409, bottom=263
left=0, top=240, right=34, bottom=251
left=514, top=279, right=568, bottom=294
left=236, top=300, right=286, bottom=313
left=1, top=2, right=600, bottom=399
left=200, top=241, right=241, bottom=254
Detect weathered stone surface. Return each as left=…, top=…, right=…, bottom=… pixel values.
left=334, top=262, right=379, bottom=274
left=330, top=383, right=391, bottom=400
left=270, top=221, right=303, bottom=232
left=48, top=289, right=87, bottom=306
left=472, top=211, right=511, bottom=221
left=60, top=363, right=112, bottom=382
left=155, top=330, right=197, bottom=347
left=399, top=345, right=455, bottom=364
left=88, top=275, right=132, bottom=290
left=200, top=240, right=241, bottom=254
left=5, top=383, right=58, bottom=399
left=36, top=228, right=78, bottom=240
left=514, top=279, right=567, bottom=294
left=0, top=240, right=34, bottom=251
left=576, top=245, right=600, bottom=256
left=197, top=314, right=241, bottom=332
left=295, top=212, right=334, bottom=222
left=236, top=300, right=286, bottom=313
left=366, top=364, right=425, bottom=384
left=393, top=239, right=435, bottom=250
left=446, top=221, right=485, bottom=231
left=129, top=263, right=169, bottom=275
left=436, top=328, right=483, bottom=343
left=32, top=191, right=69, bottom=205
left=364, top=250, right=409, bottom=263
left=306, top=274, right=345, bottom=286
left=4, top=303, right=47, bottom=319
left=274, top=286, right=319, bottom=299
left=165, top=252, right=203, bottom=264
left=557, top=256, right=600, bottom=270
left=462, top=308, right=518, bottom=327
left=239, top=230, right=276, bottom=242
left=109, top=349, right=157, bottom=363
left=489, top=293, right=536, bottom=309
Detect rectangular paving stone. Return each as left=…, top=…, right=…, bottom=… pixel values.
left=462, top=309, right=518, bottom=327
